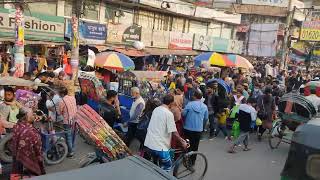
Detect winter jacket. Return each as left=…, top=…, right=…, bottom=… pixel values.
left=182, top=100, right=208, bottom=132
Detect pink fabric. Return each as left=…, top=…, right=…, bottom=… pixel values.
left=59, top=95, right=77, bottom=124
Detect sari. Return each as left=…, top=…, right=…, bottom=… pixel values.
left=11, top=121, right=45, bottom=175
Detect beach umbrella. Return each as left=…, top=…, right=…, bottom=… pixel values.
left=95, top=52, right=135, bottom=71
left=194, top=52, right=235, bottom=67
left=0, top=76, right=48, bottom=87
left=226, top=54, right=254, bottom=69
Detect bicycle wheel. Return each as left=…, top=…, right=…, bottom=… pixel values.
left=173, top=152, right=208, bottom=180
left=268, top=121, right=284, bottom=149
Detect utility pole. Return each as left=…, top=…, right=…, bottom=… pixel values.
left=280, top=0, right=293, bottom=71
left=13, top=1, right=24, bottom=77
left=70, top=0, right=83, bottom=81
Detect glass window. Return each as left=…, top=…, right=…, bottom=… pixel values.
left=27, top=2, right=57, bottom=16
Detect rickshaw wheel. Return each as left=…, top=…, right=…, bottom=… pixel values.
left=44, top=140, right=68, bottom=165
left=268, top=121, right=284, bottom=149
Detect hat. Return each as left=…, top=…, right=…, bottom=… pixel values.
left=243, top=83, right=249, bottom=87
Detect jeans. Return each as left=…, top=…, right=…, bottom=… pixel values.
left=233, top=132, right=250, bottom=147
left=126, top=123, right=138, bottom=146
left=209, top=114, right=216, bottom=135
left=215, top=124, right=229, bottom=137
left=183, top=129, right=201, bottom=164
left=63, top=124, right=74, bottom=154
left=145, top=148, right=172, bottom=172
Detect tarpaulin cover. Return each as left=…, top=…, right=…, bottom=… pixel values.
left=30, top=156, right=177, bottom=180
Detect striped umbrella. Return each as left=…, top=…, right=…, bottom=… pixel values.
left=194, top=52, right=235, bottom=67
left=227, top=54, right=254, bottom=69
left=95, top=52, right=135, bottom=71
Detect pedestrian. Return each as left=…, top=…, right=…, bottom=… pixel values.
left=215, top=107, right=231, bottom=140
left=204, top=82, right=219, bottom=138
left=11, top=107, right=46, bottom=176
left=126, top=87, right=145, bottom=146
left=257, top=87, right=275, bottom=141
left=228, top=98, right=257, bottom=153
left=182, top=90, right=208, bottom=164
left=58, top=86, right=77, bottom=157
left=144, top=94, right=187, bottom=171
left=102, top=90, right=121, bottom=128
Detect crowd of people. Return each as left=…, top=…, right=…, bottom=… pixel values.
left=1, top=50, right=320, bottom=176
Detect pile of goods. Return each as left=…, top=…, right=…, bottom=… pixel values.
left=15, top=89, right=40, bottom=110
left=75, top=104, right=131, bottom=162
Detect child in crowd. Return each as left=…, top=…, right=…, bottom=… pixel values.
left=215, top=107, right=231, bottom=140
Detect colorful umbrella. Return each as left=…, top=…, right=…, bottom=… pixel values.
left=95, top=52, right=135, bottom=71
left=227, top=54, right=254, bottom=69
left=194, top=52, right=235, bottom=67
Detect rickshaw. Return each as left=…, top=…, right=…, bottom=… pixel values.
left=117, top=71, right=167, bottom=122
left=280, top=119, right=320, bottom=180
left=268, top=93, right=317, bottom=149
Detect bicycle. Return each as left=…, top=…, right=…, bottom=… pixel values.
left=143, top=141, right=208, bottom=180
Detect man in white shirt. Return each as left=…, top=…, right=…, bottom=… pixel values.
left=144, top=94, right=187, bottom=171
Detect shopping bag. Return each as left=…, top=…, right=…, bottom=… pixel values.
left=231, top=121, right=240, bottom=138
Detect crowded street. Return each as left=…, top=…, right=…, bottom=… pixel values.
left=1, top=0, right=320, bottom=180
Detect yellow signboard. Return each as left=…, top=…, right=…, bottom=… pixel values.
left=300, top=21, right=320, bottom=41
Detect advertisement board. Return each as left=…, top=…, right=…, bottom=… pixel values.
left=169, top=32, right=193, bottom=50
left=193, top=34, right=212, bottom=51
left=228, top=40, right=244, bottom=54
left=107, top=24, right=142, bottom=44
left=241, top=0, right=289, bottom=7
left=211, top=37, right=229, bottom=52
left=65, top=20, right=107, bottom=44
left=300, top=21, right=320, bottom=41
left=0, top=8, right=64, bottom=42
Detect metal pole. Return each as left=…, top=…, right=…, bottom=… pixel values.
left=13, top=2, right=24, bottom=77
left=280, top=0, right=293, bottom=71
left=70, top=0, right=82, bottom=81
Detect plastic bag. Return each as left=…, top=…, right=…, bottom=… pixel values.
left=230, top=105, right=240, bottom=119
left=231, top=121, right=240, bottom=138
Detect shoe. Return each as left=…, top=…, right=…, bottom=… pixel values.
left=67, top=152, right=75, bottom=158
left=243, top=147, right=251, bottom=151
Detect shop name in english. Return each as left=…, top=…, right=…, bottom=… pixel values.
left=0, top=16, right=59, bottom=32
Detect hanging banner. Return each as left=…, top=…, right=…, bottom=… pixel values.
left=141, top=29, right=169, bottom=48
left=193, top=34, right=212, bottom=51
left=300, top=21, right=320, bottom=41
left=65, top=20, right=107, bottom=45
left=169, top=32, right=193, bottom=50
left=107, top=23, right=142, bottom=44
left=228, top=40, right=243, bottom=54
left=0, top=8, right=64, bottom=42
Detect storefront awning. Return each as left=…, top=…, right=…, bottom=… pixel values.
left=114, top=47, right=146, bottom=57
left=144, top=48, right=199, bottom=56
left=0, top=38, right=65, bottom=45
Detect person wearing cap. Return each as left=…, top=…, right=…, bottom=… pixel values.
left=126, top=87, right=145, bottom=146
left=242, top=83, right=250, bottom=100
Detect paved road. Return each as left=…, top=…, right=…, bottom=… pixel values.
left=43, top=133, right=289, bottom=180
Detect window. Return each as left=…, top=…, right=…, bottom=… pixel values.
left=64, top=0, right=72, bottom=17
left=28, top=2, right=57, bottom=16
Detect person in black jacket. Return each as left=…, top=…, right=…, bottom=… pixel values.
left=204, top=82, right=219, bottom=138
left=228, top=98, right=257, bottom=153
left=102, top=90, right=121, bottom=128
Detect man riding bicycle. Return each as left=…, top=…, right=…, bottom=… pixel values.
left=144, top=94, right=188, bottom=171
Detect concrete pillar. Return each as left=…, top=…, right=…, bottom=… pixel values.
left=57, top=0, right=65, bottom=16
left=99, top=1, right=106, bottom=23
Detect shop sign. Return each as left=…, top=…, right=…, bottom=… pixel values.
left=169, top=32, right=193, bottom=50
left=300, top=21, right=320, bottom=41
left=241, top=0, right=289, bottom=7
left=193, top=34, right=212, bottom=51
left=152, top=30, right=169, bottom=48
left=211, top=37, right=229, bottom=52
left=0, top=8, right=64, bottom=42
left=65, top=20, right=107, bottom=44
left=107, top=23, right=142, bottom=44
left=228, top=40, right=243, bottom=54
